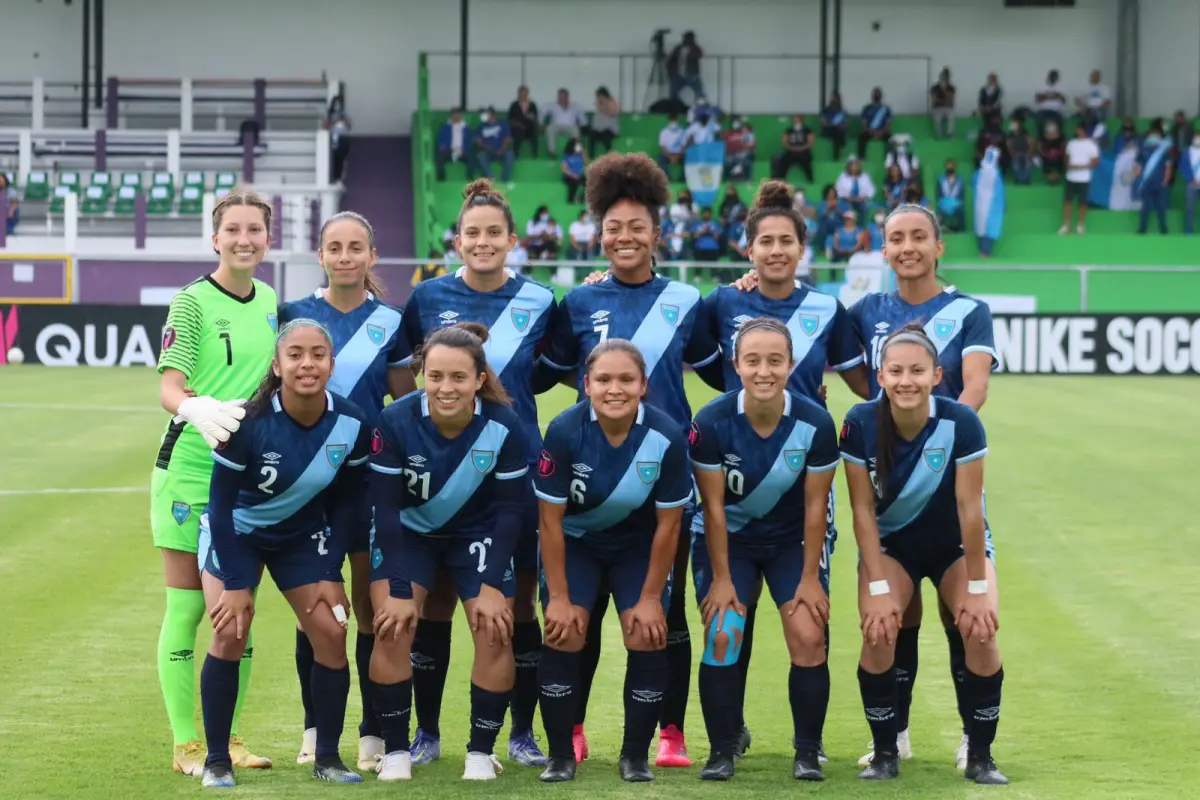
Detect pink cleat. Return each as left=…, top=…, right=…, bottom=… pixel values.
left=655, top=724, right=692, bottom=768
left=572, top=724, right=589, bottom=763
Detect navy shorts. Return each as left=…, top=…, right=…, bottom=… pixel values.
left=377, top=528, right=516, bottom=602
left=198, top=513, right=340, bottom=592
left=880, top=528, right=996, bottom=589
left=513, top=479, right=540, bottom=574
left=540, top=536, right=672, bottom=615
left=347, top=497, right=372, bottom=554
left=692, top=534, right=830, bottom=610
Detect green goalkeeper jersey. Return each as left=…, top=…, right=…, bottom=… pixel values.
left=154, top=275, right=279, bottom=474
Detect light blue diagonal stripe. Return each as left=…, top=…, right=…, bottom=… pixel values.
left=401, top=419, right=511, bottom=533
left=562, top=429, right=670, bottom=538
left=877, top=419, right=956, bottom=536
left=726, top=419, right=816, bottom=533
left=329, top=305, right=401, bottom=398
left=484, top=280, right=554, bottom=376
left=786, top=290, right=837, bottom=372
left=923, top=298, right=978, bottom=355
left=629, top=281, right=701, bottom=378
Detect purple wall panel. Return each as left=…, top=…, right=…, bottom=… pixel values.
left=372, top=265, right=415, bottom=305
left=0, top=257, right=68, bottom=299
left=77, top=261, right=276, bottom=304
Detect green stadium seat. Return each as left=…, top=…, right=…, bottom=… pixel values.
left=114, top=184, right=137, bottom=215
left=58, top=172, right=80, bottom=192
left=81, top=184, right=110, bottom=214
left=49, top=185, right=72, bottom=213
left=183, top=171, right=205, bottom=190
left=120, top=172, right=143, bottom=191
left=178, top=185, right=203, bottom=215
left=90, top=171, right=112, bottom=189
left=214, top=187, right=231, bottom=200
left=23, top=171, right=49, bottom=201
left=215, top=172, right=237, bottom=190
left=147, top=185, right=173, bottom=215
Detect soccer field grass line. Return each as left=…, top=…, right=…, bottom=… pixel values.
left=0, top=486, right=147, bottom=496
left=0, top=401, right=164, bottom=412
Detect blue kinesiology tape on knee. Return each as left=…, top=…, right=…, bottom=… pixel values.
left=701, top=608, right=747, bottom=667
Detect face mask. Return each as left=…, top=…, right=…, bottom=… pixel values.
left=540, top=213, right=549, bottom=221
left=732, top=120, right=742, bottom=130
left=668, top=121, right=679, bottom=129
left=874, top=215, right=885, bottom=226
left=575, top=144, right=583, bottom=154
left=793, top=122, right=803, bottom=131
left=1146, top=135, right=1161, bottom=146
left=946, top=167, right=956, bottom=175
left=1010, top=123, right=1019, bottom=132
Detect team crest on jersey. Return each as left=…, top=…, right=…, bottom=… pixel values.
left=372, top=548, right=384, bottom=569
left=511, top=307, right=531, bottom=332
left=784, top=449, right=808, bottom=472
left=212, top=550, right=221, bottom=571
left=367, top=324, right=386, bottom=346
left=326, top=444, right=348, bottom=468
left=660, top=304, right=680, bottom=326
left=472, top=449, right=495, bottom=474
left=933, top=318, right=955, bottom=340
left=171, top=501, right=191, bottom=525
left=637, top=461, right=660, bottom=483
left=799, top=314, right=819, bottom=336
left=267, top=313, right=278, bottom=332
left=924, top=448, right=946, bottom=473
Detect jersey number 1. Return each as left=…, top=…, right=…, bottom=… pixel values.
left=219, top=332, right=233, bottom=366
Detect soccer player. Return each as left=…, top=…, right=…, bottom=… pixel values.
left=153, top=191, right=277, bottom=776
left=539, top=152, right=722, bottom=767
left=839, top=324, right=1007, bottom=786
left=198, top=318, right=372, bottom=788
left=368, top=323, right=530, bottom=782
left=533, top=339, right=693, bottom=783
left=279, top=211, right=415, bottom=770
left=396, top=179, right=556, bottom=768
left=689, top=318, right=840, bottom=782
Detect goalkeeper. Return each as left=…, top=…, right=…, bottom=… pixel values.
left=151, top=192, right=278, bottom=777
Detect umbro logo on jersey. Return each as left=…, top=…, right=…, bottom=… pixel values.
left=733, top=314, right=753, bottom=326
left=263, top=452, right=282, bottom=464
left=590, top=310, right=610, bottom=322
left=875, top=321, right=890, bottom=332
left=409, top=455, right=427, bottom=466
left=724, top=454, right=741, bottom=464
left=572, top=463, right=592, bottom=477
left=215, top=318, right=230, bottom=329
left=439, top=310, right=460, bottom=323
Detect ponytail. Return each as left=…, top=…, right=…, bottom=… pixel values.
left=874, top=388, right=894, bottom=497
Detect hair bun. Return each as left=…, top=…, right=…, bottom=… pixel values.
left=462, top=178, right=496, bottom=202
left=456, top=321, right=490, bottom=343
left=752, top=179, right=795, bottom=211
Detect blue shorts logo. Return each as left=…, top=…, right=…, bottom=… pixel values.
left=511, top=307, right=531, bottom=332
left=171, top=501, right=191, bottom=525
left=472, top=449, right=495, bottom=474
left=267, top=313, right=278, bottom=333
left=326, top=444, right=348, bottom=468
left=784, top=449, right=808, bottom=472
left=372, top=547, right=383, bottom=569
left=924, top=448, right=946, bottom=473
left=637, top=461, right=660, bottom=483
left=660, top=304, right=680, bottom=326
left=799, top=314, right=819, bottom=336
left=933, top=318, right=955, bottom=340
left=367, top=324, right=386, bottom=346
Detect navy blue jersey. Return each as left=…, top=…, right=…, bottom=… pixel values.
left=371, top=392, right=528, bottom=538
left=700, top=284, right=863, bottom=405
left=535, top=401, right=692, bottom=554
left=848, top=289, right=997, bottom=399
left=278, top=291, right=405, bottom=425
left=839, top=395, right=987, bottom=541
left=540, top=274, right=721, bottom=428
left=690, top=390, right=839, bottom=545
left=397, top=268, right=555, bottom=464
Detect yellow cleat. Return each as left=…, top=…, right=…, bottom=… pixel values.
left=229, top=735, right=273, bottom=769
left=172, top=739, right=207, bottom=777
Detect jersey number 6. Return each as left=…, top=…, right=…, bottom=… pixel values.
left=469, top=538, right=493, bottom=573
left=570, top=478, right=586, bottom=504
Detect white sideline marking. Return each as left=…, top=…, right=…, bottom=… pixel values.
left=0, top=402, right=161, bottom=413
left=0, top=486, right=148, bottom=497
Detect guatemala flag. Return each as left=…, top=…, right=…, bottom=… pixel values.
left=973, top=146, right=1005, bottom=240
left=684, top=140, right=726, bottom=208
left=1088, top=146, right=1141, bottom=210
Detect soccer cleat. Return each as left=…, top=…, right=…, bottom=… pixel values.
left=699, top=752, right=735, bottom=781
left=508, top=730, right=548, bottom=766
left=463, top=751, right=504, bottom=780
left=376, top=751, right=413, bottom=781
left=655, top=724, right=692, bottom=767
left=313, top=756, right=363, bottom=783
left=229, top=736, right=272, bottom=769
left=857, top=727, right=913, bottom=765
left=539, top=755, right=577, bottom=782
left=965, top=754, right=1009, bottom=785
left=956, top=733, right=970, bottom=771
left=733, top=725, right=752, bottom=760
left=572, top=724, right=589, bottom=763
left=818, top=740, right=828, bottom=764
left=357, top=735, right=385, bottom=770
left=201, top=762, right=236, bottom=789
left=793, top=749, right=824, bottom=781
left=173, top=740, right=207, bottom=777
left=410, top=728, right=442, bottom=765
left=858, top=753, right=900, bottom=780
left=296, top=727, right=317, bottom=765
left=619, top=755, right=654, bottom=782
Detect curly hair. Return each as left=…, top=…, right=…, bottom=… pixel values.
left=584, top=152, right=670, bottom=227
left=744, top=179, right=806, bottom=245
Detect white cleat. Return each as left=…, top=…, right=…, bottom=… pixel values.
left=296, top=727, right=317, bottom=765
left=857, top=727, right=914, bottom=766
left=463, top=751, right=504, bottom=780
left=956, top=733, right=970, bottom=771
left=376, top=750, right=413, bottom=781
left=358, top=735, right=385, bottom=771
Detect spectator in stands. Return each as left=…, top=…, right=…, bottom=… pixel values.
left=474, top=106, right=515, bottom=182
left=568, top=210, right=597, bottom=260
left=817, top=184, right=849, bottom=245
left=936, top=160, right=966, bottom=233
left=978, top=73, right=1003, bottom=125
left=883, top=163, right=906, bottom=210
left=436, top=108, right=472, bottom=181
left=325, top=95, right=352, bottom=183
left=903, top=177, right=930, bottom=209
left=413, top=248, right=449, bottom=285
left=828, top=209, right=865, bottom=263
left=835, top=157, right=876, bottom=220
left=821, top=93, right=849, bottom=160
left=1061, top=121, right=1100, bottom=235
left=857, top=87, right=893, bottom=159
left=442, top=223, right=458, bottom=260
left=1007, top=117, right=1035, bottom=184
left=719, top=185, right=745, bottom=225
left=667, top=31, right=706, bottom=103
left=1169, top=110, right=1195, bottom=186
left=884, top=133, right=920, bottom=180
left=1035, top=70, right=1067, bottom=133
left=974, top=145, right=1006, bottom=257
left=1113, top=117, right=1140, bottom=154
left=658, top=113, right=688, bottom=180
left=544, top=89, right=586, bottom=158
left=526, top=206, right=554, bottom=258
left=1075, top=70, right=1112, bottom=128
left=772, top=114, right=816, bottom=183
left=1183, top=131, right=1200, bottom=234
left=562, top=138, right=587, bottom=204
left=0, top=174, right=18, bottom=235
left=686, top=106, right=720, bottom=146
left=588, top=87, right=621, bottom=157
left=930, top=68, right=956, bottom=139
left=669, top=188, right=698, bottom=224
left=722, top=116, right=756, bottom=181
left=662, top=213, right=691, bottom=261
left=726, top=207, right=748, bottom=258
left=1134, top=121, right=1174, bottom=235
left=1037, top=120, right=1067, bottom=184
left=690, top=206, right=724, bottom=262
left=866, top=209, right=886, bottom=252
left=506, top=239, right=530, bottom=270
left=508, top=86, right=540, bottom=158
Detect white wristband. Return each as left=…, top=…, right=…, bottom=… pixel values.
left=967, top=580, right=989, bottom=595
left=868, top=580, right=891, bottom=596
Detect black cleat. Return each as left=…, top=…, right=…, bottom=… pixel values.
left=858, top=753, right=900, bottom=780
left=618, top=755, right=654, bottom=782
left=793, top=749, right=824, bottom=781
left=539, top=756, right=577, bottom=782
left=201, top=761, right=236, bottom=789
left=817, top=739, right=828, bottom=764
left=313, top=756, right=363, bottom=783
left=733, top=725, right=752, bottom=760
left=965, top=755, right=1009, bottom=785
left=699, top=752, right=735, bottom=781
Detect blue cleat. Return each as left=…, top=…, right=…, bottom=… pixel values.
left=201, top=762, right=236, bottom=789
left=508, top=730, right=548, bottom=767
left=313, top=756, right=363, bottom=783
left=411, top=728, right=442, bottom=766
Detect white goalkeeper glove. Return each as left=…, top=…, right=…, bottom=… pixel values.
left=173, top=396, right=247, bottom=449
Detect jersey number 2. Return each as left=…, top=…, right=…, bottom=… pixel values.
left=219, top=332, right=233, bottom=366
left=258, top=466, right=278, bottom=494
left=469, top=538, right=493, bottom=573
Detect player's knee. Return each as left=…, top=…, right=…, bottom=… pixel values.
left=859, top=639, right=895, bottom=674
left=210, top=627, right=249, bottom=661
left=700, top=609, right=745, bottom=666
left=622, top=628, right=664, bottom=652
left=784, top=616, right=826, bottom=667
left=962, top=635, right=1002, bottom=672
